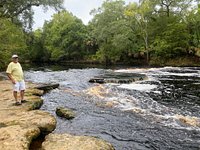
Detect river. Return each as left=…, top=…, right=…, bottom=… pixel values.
left=25, top=66, right=200, bottom=150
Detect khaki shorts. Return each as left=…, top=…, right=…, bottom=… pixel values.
left=13, top=80, right=25, bottom=92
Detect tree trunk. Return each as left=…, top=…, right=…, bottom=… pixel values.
left=144, top=36, right=149, bottom=64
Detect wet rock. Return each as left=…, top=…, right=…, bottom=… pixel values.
left=42, top=133, right=115, bottom=150
left=89, top=78, right=105, bottom=84
left=25, top=88, right=44, bottom=96
left=36, top=83, right=59, bottom=92
left=0, top=125, right=40, bottom=150
left=89, top=72, right=147, bottom=84
left=26, top=97, right=43, bottom=110
left=56, top=107, right=75, bottom=119
left=0, top=72, right=8, bottom=81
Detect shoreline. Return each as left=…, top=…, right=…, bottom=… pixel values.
left=0, top=80, right=56, bottom=149
left=1, top=56, right=200, bottom=72
left=0, top=80, right=115, bottom=150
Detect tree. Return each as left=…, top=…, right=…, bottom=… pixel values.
left=125, top=0, right=153, bottom=63
left=27, top=29, right=49, bottom=62
left=142, top=0, right=197, bottom=17
left=0, top=18, right=26, bottom=69
left=152, top=16, right=190, bottom=58
left=0, top=0, right=65, bottom=69
left=0, top=0, right=64, bottom=29
left=90, top=0, right=136, bottom=64
left=186, top=3, right=200, bottom=48
left=42, top=10, right=87, bottom=61
left=135, top=0, right=196, bottom=60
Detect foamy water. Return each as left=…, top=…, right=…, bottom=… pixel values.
left=118, top=83, right=157, bottom=91
left=25, top=67, right=200, bottom=149
left=26, top=67, right=200, bottom=130
left=85, top=67, right=200, bottom=130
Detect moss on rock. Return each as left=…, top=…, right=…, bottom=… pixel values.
left=56, top=107, right=75, bottom=120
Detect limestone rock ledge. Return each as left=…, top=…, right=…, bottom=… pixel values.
left=1, top=110, right=56, bottom=134
left=0, top=80, right=56, bottom=150
left=42, top=133, right=115, bottom=150
left=0, top=125, right=40, bottom=150
left=0, top=80, right=115, bottom=150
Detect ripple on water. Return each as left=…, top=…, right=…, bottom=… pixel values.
left=26, top=67, right=200, bottom=150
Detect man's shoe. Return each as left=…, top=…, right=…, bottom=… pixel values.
left=21, top=100, right=27, bottom=103
left=15, top=102, right=22, bottom=106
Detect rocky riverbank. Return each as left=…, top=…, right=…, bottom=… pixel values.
left=0, top=80, right=56, bottom=149
left=0, top=80, right=115, bottom=150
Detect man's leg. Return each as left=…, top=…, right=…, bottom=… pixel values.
left=20, top=90, right=25, bottom=101
left=13, top=91, right=18, bottom=102
left=13, top=91, right=21, bottom=105
left=20, top=80, right=26, bottom=102
left=13, top=82, right=21, bottom=105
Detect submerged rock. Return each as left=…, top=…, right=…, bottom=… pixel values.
left=56, top=107, right=75, bottom=119
left=89, top=78, right=105, bottom=84
left=42, top=133, right=115, bottom=150
left=89, top=72, right=147, bottom=84
left=36, top=83, right=59, bottom=92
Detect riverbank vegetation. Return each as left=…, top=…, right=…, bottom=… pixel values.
left=1, top=0, right=200, bottom=70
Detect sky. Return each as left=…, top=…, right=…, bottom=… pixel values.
left=33, top=0, right=138, bottom=30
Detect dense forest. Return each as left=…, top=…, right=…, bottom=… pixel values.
left=1, top=0, right=200, bottom=70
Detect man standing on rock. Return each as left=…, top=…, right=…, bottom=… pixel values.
left=6, top=54, right=26, bottom=105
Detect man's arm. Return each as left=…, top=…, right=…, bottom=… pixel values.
left=7, top=73, right=16, bottom=84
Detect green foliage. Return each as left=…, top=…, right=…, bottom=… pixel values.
left=90, top=0, right=138, bottom=64
left=152, top=18, right=189, bottom=58
left=27, top=29, right=49, bottom=62
left=0, top=0, right=64, bottom=29
left=0, top=18, right=26, bottom=69
left=42, top=10, right=87, bottom=61
left=186, top=4, right=200, bottom=48
left=88, top=0, right=200, bottom=65
left=125, top=0, right=154, bottom=62
left=0, top=0, right=64, bottom=70
left=1, top=0, right=199, bottom=68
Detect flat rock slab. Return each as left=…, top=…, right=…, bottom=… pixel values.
left=42, top=133, right=115, bottom=150
left=0, top=110, right=56, bottom=133
left=89, top=72, right=147, bottom=84
left=0, top=80, right=56, bottom=150
left=0, top=125, right=40, bottom=150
